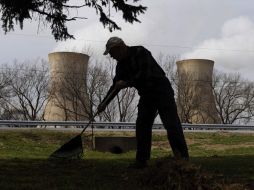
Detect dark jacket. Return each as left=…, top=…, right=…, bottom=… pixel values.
left=102, top=46, right=173, bottom=105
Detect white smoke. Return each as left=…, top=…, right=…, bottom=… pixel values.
left=182, top=16, right=254, bottom=80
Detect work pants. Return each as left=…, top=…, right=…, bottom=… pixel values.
left=135, top=92, right=189, bottom=162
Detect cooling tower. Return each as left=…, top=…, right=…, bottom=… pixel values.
left=44, top=52, right=90, bottom=121
left=176, top=59, right=220, bottom=124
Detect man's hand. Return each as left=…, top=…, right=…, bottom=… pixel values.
left=97, top=102, right=107, bottom=114
left=115, top=80, right=128, bottom=90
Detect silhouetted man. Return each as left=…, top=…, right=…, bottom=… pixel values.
left=98, top=37, right=189, bottom=168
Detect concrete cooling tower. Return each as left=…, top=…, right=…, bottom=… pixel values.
left=44, top=52, right=90, bottom=121
left=176, top=59, right=220, bottom=124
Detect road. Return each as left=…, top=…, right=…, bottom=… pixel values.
left=0, top=127, right=254, bottom=133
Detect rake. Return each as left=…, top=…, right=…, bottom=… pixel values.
left=49, top=89, right=117, bottom=159
left=49, top=111, right=98, bottom=159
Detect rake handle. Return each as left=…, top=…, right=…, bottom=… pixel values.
left=80, top=110, right=99, bottom=135
left=79, top=88, right=118, bottom=135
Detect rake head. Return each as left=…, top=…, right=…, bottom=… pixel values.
left=49, top=135, right=84, bottom=159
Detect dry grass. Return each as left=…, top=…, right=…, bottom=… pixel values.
left=140, top=157, right=251, bottom=190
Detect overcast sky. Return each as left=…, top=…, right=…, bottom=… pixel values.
left=1, top=0, right=254, bottom=80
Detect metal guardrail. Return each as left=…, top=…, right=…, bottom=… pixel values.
left=0, top=120, right=254, bottom=130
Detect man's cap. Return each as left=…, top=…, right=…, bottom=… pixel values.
left=103, top=37, right=125, bottom=55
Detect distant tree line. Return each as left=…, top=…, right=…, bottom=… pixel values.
left=1, top=55, right=254, bottom=124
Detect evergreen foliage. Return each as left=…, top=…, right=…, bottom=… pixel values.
left=0, top=0, right=147, bottom=41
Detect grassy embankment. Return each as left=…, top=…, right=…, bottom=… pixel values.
left=0, top=129, right=253, bottom=189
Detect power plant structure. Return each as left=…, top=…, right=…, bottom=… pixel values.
left=44, top=52, right=90, bottom=121
left=176, top=59, right=220, bottom=124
